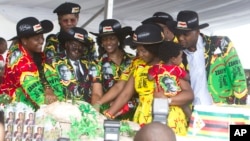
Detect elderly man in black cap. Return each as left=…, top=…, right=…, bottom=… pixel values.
left=174, top=10, right=247, bottom=105
left=44, top=27, right=94, bottom=103
left=44, top=2, right=97, bottom=63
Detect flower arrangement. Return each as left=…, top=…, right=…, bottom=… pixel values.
left=67, top=102, right=137, bottom=141
left=1, top=100, right=139, bottom=140
left=67, top=103, right=103, bottom=141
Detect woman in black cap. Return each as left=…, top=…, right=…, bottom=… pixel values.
left=0, top=17, right=64, bottom=110
left=104, top=24, right=194, bottom=135
left=90, top=19, right=137, bottom=120
left=95, top=12, right=180, bottom=114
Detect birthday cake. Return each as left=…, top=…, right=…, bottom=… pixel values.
left=2, top=101, right=140, bottom=141
left=5, top=98, right=250, bottom=141
left=187, top=105, right=250, bottom=140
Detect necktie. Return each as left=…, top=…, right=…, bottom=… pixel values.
left=74, top=61, right=82, bottom=81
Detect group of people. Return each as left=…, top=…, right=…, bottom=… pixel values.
left=0, top=1, right=248, bottom=139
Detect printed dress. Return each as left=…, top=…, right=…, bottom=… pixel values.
left=148, top=64, right=187, bottom=97
left=0, top=43, right=64, bottom=110
left=119, top=57, right=145, bottom=81
left=90, top=53, right=136, bottom=120
left=133, top=64, right=188, bottom=135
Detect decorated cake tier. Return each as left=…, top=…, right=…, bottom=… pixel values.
left=3, top=101, right=140, bottom=141
left=187, top=104, right=250, bottom=141
left=3, top=101, right=250, bottom=141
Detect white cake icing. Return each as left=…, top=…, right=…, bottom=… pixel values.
left=37, top=101, right=140, bottom=141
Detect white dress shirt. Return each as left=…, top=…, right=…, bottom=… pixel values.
left=184, top=35, right=213, bottom=105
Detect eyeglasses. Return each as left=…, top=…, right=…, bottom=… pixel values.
left=68, top=42, right=84, bottom=51
left=61, top=18, right=77, bottom=24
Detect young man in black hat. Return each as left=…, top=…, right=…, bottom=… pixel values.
left=142, top=12, right=177, bottom=42
left=174, top=10, right=247, bottom=105
left=44, top=2, right=97, bottom=63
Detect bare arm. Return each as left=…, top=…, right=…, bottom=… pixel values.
left=44, top=87, right=58, bottom=104
left=97, top=80, right=127, bottom=105
left=106, top=76, right=135, bottom=116
left=91, top=83, right=103, bottom=105
left=170, top=79, right=194, bottom=106
left=183, top=73, right=190, bottom=82
left=147, top=66, right=154, bottom=81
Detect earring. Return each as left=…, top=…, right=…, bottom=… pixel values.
left=118, top=42, right=120, bottom=46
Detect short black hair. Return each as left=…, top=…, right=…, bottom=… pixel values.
left=158, top=41, right=182, bottom=62
left=143, top=43, right=162, bottom=57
